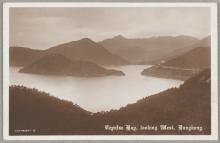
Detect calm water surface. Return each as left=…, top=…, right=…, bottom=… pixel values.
left=10, top=65, right=183, bottom=112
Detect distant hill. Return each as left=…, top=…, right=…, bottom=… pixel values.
left=100, top=35, right=199, bottom=64
left=154, top=36, right=211, bottom=64
left=10, top=69, right=210, bottom=135
left=45, top=38, right=129, bottom=65
left=163, top=46, right=210, bottom=69
left=10, top=38, right=129, bottom=67
left=142, top=46, right=210, bottom=80
left=19, top=54, right=125, bottom=77
left=10, top=47, right=44, bottom=66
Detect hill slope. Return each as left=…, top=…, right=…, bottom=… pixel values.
left=9, top=85, right=91, bottom=135
left=19, top=54, right=125, bottom=77
left=95, top=69, right=211, bottom=135
left=164, top=46, right=210, bottom=69
left=45, top=38, right=129, bottom=65
left=142, top=46, right=210, bottom=80
left=10, top=47, right=44, bottom=66
left=156, top=36, right=211, bottom=63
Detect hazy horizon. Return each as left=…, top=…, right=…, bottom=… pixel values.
left=10, top=34, right=210, bottom=50
left=10, top=7, right=210, bottom=49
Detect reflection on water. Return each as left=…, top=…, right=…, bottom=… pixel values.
left=10, top=65, right=183, bottom=112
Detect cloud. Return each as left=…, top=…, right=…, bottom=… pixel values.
left=10, top=7, right=210, bottom=49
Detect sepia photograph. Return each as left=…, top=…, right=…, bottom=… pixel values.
left=3, top=2, right=218, bottom=140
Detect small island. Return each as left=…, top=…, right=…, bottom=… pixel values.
left=19, top=54, right=125, bottom=77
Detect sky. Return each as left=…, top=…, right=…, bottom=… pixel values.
left=10, top=7, right=211, bottom=49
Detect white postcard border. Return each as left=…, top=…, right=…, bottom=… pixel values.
left=3, top=2, right=218, bottom=140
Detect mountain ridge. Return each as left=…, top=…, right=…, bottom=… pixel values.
left=100, top=35, right=200, bottom=64
left=10, top=38, right=129, bottom=67
left=45, top=38, right=129, bottom=65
